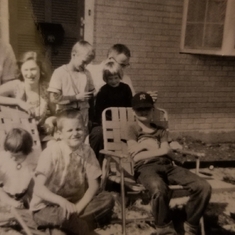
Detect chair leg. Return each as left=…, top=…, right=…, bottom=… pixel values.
left=101, top=157, right=111, bottom=191
left=200, top=217, right=205, bottom=235
left=120, top=159, right=126, bottom=235
left=11, top=207, right=33, bottom=235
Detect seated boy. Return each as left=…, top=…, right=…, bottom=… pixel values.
left=48, top=40, right=95, bottom=127
left=30, top=109, right=114, bottom=235
left=126, top=92, right=211, bottom=235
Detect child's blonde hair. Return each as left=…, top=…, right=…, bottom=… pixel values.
left=71, top=40, right=95, bottom=64
left=102, top=61, right=123, bottom=83
left=4, top=128, right=33, bottom=155
left=56, top=109, right=85, bottom=132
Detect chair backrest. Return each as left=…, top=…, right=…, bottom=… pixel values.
left=102, top=107, right=168, bottom=155
left=0, top=106, right=42, bottom=169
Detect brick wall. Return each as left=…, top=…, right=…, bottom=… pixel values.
left=93, top=0, right=235, bottom=138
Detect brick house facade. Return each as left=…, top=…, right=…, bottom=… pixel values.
left=92, top=0, right=235, bottom=141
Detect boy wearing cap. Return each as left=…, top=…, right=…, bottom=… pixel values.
left=127, top=92, right=211, bottom=235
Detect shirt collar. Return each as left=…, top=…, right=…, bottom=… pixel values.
left=59, top=141, right=83, bottom=156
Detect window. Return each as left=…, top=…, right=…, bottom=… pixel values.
left=180, top=0, right=235, bottom=56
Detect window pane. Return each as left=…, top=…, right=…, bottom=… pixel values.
left=204, top=24, right=223, bottom=47
left=187, top=0, right=206, bottom=22
left=207, top=0, right=227, bottom=23
left=185, top=24, right=204, bottom=48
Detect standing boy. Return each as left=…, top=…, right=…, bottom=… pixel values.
left=127, top=92, right=211, bottom=235
left=48, top=40, right=95, bottom=127
left=30, top=109, right=114, bottom=234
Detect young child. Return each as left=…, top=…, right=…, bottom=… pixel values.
left=94, top=61, right=133, bottom=125
left=0, top=128, right=35, bottom=209
left=30, top=109, right=114, bottom=235
left=48, top=40, right=95, bottom=127
left=127, top=92, right=212, bottom=235
left=90, top=61, right=132, bottom=164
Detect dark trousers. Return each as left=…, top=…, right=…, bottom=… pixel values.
left=33, top=191, right=114, bottom=235
left=135, top=157, right=211, bottom=227
left=89, top=125, right=104, bottom=166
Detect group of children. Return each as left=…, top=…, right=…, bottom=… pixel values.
left=0, top=40, right=212, bottom=235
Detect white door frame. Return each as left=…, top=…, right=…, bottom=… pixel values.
left=84, top=0, right=94, bottom=45
left=0, top=0, right=9, bottom=42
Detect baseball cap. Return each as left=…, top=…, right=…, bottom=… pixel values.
left=132, top=92, right=154, bottom=110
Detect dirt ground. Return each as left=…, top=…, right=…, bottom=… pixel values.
left=1, top=137, right=235, bottom=235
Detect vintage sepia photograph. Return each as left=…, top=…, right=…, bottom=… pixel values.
left=0, top=0, right=235, bottom=234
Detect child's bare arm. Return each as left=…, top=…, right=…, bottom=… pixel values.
left=34, top=174, right=77, bottom=219
left=127, top=140, right=147, bottom=157
left=132, top=141, right=171, bottom=162
left=49, top=91, right=93, bottom=104
left=75, top=178, right=99, bottom=215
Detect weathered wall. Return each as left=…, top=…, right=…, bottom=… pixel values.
left=93, top=0, right=235, bottom=141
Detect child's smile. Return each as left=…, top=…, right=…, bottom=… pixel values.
left=60, top=118, right=86, bottom=150
left=107, top=74, right=121, bottom=87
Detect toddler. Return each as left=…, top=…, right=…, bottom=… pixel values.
left=0, top=128, right=35, bottom=209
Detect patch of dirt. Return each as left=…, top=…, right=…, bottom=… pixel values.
left=175, top=136, right=235, bottom=162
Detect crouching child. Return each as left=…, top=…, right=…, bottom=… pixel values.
left=126, top=92, right=211, bottom=235
left=30, top=109, right=114, bottom=235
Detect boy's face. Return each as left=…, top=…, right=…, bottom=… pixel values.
left=72, top=51, right=91, bottom=71
left=133, top=107, right=153, bottom=122
left=59, top=118, right=86, bottom=150
left=108, top=51, right=130, bottom=69
left=107, top=74, right=121, bottom=87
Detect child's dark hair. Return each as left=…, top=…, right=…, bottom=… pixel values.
left=103, top=61, right=123, bottom=83
left=56, top=109, right=85, bottom=131
left=107, top=44, right=131, bottom=58
left=4, top=128, right=33, bottom=155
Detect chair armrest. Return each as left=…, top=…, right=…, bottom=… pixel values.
left=174, top=149, right=205, bottom=159
left=100, top=149, right=129, bottom=158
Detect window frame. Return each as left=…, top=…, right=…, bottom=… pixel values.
left=180, top=0, right=235, bottom=56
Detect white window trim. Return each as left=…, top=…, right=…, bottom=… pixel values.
left=180, top=0, right=235, bottom=56
left=0, top=0, right=9, bottom=42
left=84, top=0, right=94, bottom=45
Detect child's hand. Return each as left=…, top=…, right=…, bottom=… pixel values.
left=147, top=91, right=158, bottom=103
left=58, top=197, right=77, bottom=219
left=76, top=91, right=93, bottom=101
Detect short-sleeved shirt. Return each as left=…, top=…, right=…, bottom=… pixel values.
left=127, top=123, right=168, bottom=149
left=0, top=41, right=17, bottom=85
left=30, top=141, right=102, bottom=211
left=0, top=151, right=33, bottom=199
left=48, top=65, right=95, bottom=111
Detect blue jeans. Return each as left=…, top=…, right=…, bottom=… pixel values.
left=33, top=191, right=114, bottom=235
left=135, top=156, right=211, bottom=227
